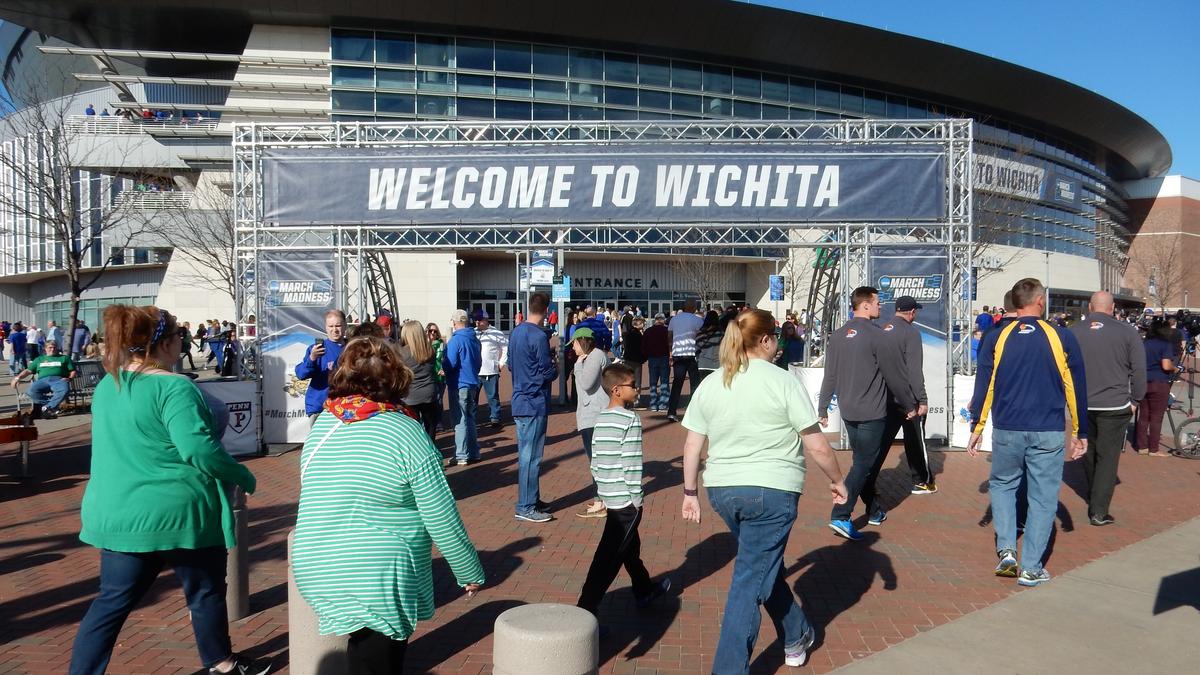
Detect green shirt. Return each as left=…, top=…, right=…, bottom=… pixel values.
left=682, top=358, right=817, bottom=494
left=80, top=371, right=257, bottom=552
left=29, top=354, right=74, bottom=379
left=293, top=410, right=485, bottom=640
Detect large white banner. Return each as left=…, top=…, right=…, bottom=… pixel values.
left=196, top=379, right=259, bottom=457
left=792, top=366, right=842, bottom=435
left=950, top=373, right=992, bottom=452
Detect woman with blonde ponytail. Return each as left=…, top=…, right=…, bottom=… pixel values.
left=679, top=308, right=849, bottom=672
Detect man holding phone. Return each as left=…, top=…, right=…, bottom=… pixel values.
left=295, top=309, right=348, bottom=423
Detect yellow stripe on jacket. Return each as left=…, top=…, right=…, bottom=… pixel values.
left=973, top=321, right=1019, bottom=435
left=1038, top=319, right=1079, bottom=436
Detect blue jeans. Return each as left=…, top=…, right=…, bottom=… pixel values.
left=989, top=429, right=1066, bottom=573
left=449, top=385, right=480, bottom=461
left=70, top=547, right=232, bottom=674
left=28, top=376, right=71, bottom=411
left=647, top=357, right=670, bottom=410
left=708, top=486, right=812, bottom=675
left=9, top=351, right=28, bottom=373
left=831, top=417, right=888, bottom=521
left=479, top=374, right=502, bottom=423
left=514, top=415, right=548, bottom=514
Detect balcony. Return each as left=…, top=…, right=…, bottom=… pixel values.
left=64, top=115, right=220, bottom=135
left=117, top=191, right=192, bottom=210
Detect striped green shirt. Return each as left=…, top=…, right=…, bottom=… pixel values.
left=590, top=407, right=644, bottom=509
left=293, top=410, right=485, bottom=640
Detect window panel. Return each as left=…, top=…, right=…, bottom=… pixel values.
left=864, top=90, right=887, bottom=117
left=789, top=107, right=815, bottom=120
left=605, top=108, right=638, bottom=120
left=762, top=104, right=789, bottom=119
left=533, top=79, right=568, bottom=100
left=416, top=36, right=453, bottom=68
left=762, top=74, right=788, bottom=103
left=377, top=92, right=415, bottom=114
left=496, top=99, right=532, bottom=120
left=704, top=96, right=731, bottom=116
left=734, top=100, right=762, bottom=118
left=570, top=105, right=603, bottom=120
left=639, top=56, right=671, bottom=87
left=702, top=65, right=731, bottom=93
left=814, top=82, right=839, bottom=109
left=789, top=78, right=815, bottom=106
left=331, top=90, right=374, bottom=112
left=569, top=82, right=602, bottom=103
left=457, top=97, right=494, bottom=119
left=456, top=38, right=493, bottom=70
left=376, top=68, right=415, bottom=90
left=332, top=30, right=373, bottom=62
left=496, top=77, right=532, bottom=98
left=417, top=95, right=454, bottom=116
left=495, top=42, right=532, bottom=73
left=605, top=86, right=637, bottom=107
left=458, top=73, right=493, bottom=95
left=640, top=89, right=670, bottom=110
left=532, top=45, right=568, bottom=76
left=331, top=66, right=374, bottom=87
left=886, top=95, right=908, bottom=118
left=733, top=70, right=760, bottom=98
left=672, top=61, right=702, bottom=90
left=417, top=70, right=455, bottom=92
left=605, top=52, right=638, bottom=83
left=840, top=86, right=864, bottom=115
left=672, top=92, right=702, bottom=113
left=376, top=34, right=415, bottom=65
left=533, top=102, right=568, bottom=120
left=569, top=49, right=604, bottom=80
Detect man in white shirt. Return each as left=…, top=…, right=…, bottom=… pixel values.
left=666, top=300, right=704, bottom=422
left=475, top=309, right=509, bottom=428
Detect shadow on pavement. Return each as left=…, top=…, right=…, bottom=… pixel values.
left=788, top=532, right=896, bottom=650
left=1154, top=564, right=1200, bottom=615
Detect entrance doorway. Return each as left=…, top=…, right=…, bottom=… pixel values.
left=467, top=299, right=519, bottom=331
left=646, top=300, right=673, bottom=318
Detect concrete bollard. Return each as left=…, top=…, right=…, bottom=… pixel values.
left=286, top=529, right=348, bottom=675
left=493, top=604, right=599, bottom=675
left=226, top=487, right=249, bottom=622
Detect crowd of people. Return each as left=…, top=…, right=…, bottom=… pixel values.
left=34, top=276, right=1194, bottom=674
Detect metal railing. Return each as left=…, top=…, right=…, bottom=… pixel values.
left=117, top=191, right=192, bottom=209
left=64, top=115, right=220, bottom=135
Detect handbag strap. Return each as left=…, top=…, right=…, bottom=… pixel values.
left=300, top=419, right=343, bottom=480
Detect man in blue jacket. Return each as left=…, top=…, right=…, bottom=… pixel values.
left=969, top=278, right=1087, bottom=587
left=294, top=309, right=347, bottom=423
left=444, top=309, right=483, bottom=466
left=508, top=292, right=558, bottom=522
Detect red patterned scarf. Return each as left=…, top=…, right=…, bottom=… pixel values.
left=324, top=395, right=419, bottom=424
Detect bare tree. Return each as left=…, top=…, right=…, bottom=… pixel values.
left=0, top=78, right=157, bottom=337
left=160, top=183, right=237, bottom=304
left=668, top=249, right=733, bottom=310
left=1129, top=234, right=1184, bottom=311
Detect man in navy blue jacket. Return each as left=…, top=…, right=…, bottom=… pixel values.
left=969, top=278, right=1087, bottom=587
left=294, top=309, right=347, bottom=422
left=508, top=292, right=558, bottom=522
left=445, top=309, right=483, bottom=466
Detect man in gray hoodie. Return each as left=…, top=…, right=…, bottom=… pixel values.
left=1068, top=291, right=1145, bottom=526
left=819, top=286, right=918, bottom=541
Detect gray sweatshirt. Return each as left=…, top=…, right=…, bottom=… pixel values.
left=574, top=349, right=610, bottom=429
left=880, top=315, right=927, bottom=404
left=1068, top=312, right=1147, bottom=409
left=819, top=316, right=917, bottom=421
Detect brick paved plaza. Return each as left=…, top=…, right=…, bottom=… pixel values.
left=3, top=386, right=1199, bottom=674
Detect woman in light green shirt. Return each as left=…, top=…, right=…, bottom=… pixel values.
left=679, top=309, right=847, bottom=674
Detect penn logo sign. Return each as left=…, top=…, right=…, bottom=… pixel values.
left=877, top=274, right=943, bottom=303
left=267, top=279, right=334, bottom=307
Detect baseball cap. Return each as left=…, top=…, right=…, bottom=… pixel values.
left=473, top=308, right=489, bottom=321
left=450, top=309, right=469, bottom=324
left=895, top=296, right=923, bottom=312
left=572, top=327, right=595, bottom=341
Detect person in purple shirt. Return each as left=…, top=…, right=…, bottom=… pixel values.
left=444, top=309, right=482, bottom=466
left=507, top=292, right=558, bottom=523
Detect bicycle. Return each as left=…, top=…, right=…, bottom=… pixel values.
left=1166, top=366, right=1200, bottom=459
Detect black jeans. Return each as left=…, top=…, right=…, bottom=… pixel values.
left=666, top=356, right=700, bottom=417
left=882, top=408, right=932, bottom=485
left=70, top=547, right=231, bottom=674
left=576, top=505, right=654, bottom=614
left=347, top=628, right=407, bottom=675
left=1085, top=408, right=1132, bottom=518
left=414, top=401, right=440, bottom=441
left=831, top=417, right=888, bottom=521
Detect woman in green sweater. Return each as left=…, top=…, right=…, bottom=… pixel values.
left=293, top=337, right=485, bottom=673
left=70, top=305, right=265, bottom=675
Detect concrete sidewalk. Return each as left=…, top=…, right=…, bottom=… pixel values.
left=835, top=516, right=1200, bottom=674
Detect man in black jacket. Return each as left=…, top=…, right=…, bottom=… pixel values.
left=880, top=296, right=934, bottom=495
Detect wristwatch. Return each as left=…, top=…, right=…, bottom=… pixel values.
left=683, top=488, right=698, bottom=497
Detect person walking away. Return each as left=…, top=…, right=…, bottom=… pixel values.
left=69, top=305, right=266, bottom=675
left=666, top=301, right=704, bottom=422
left=475, top=310, right=508, bottom=428
left=293, top=337, right=484, bottom=673
left=576, top=362, right=671, bottom=621
left=294, top=310, right=347, bottom=423
left=72, top=320, right=92, bottom=362
left=7, top=322, right=28, bottom=374
left=398, top=320, right=441, bottom=440
left=879, top=296, right=936, bottom=495
left=1135, top=319, right=1179, bottom=457
left=444, top=309, right=482, bottom=466
left=976, top=305, right=995, bottom=333
left=427, top=323, right=447, bottom=430
left=681, top=309, right=848, bottom=671
left=46, top=320, right=62, bottom=352
left=818, top=287, right=918, bottom=540
left=968, top=278, right=1088, bottom=586
left=622, top=316, right=646, bottom=407
left=10, top=340, right=75, bottom=419
left=571, top=327, right=610, bottom=519
left=642, top=313, right=670, bottom=412
left=1069, top=291, right=1145, bottom=525
left=178, top=321, right=196, bottom=370
left=508, top=292, right=558, bottom=523
left=694, top=310, right=725, bottom=386
left=26, top=324, right=42, bottom=361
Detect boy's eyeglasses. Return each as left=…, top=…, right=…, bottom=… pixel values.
left=614, top=383, right=637, bottom=390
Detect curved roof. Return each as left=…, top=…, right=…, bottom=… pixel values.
left=0, top=0, right=1170, bottom=178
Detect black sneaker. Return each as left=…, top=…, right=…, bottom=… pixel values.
left=210, top=654, right=271, bottom=675
left=490, top=420, right=503, bottom=429
left=1089, top=514, right=1115, bottom=526
left=635, top=577, right=672, bottom=608
left=40, top=409, right=58, bottom=419
left=536, top=500, right=553, bottom=512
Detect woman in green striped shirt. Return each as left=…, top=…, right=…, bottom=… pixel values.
left=293, top=337, right=485, bottom=672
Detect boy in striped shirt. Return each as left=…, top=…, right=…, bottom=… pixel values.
left=576, top=363, right=672, bottom=619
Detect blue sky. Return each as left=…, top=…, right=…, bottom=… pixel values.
left=758, top=1, right=1198, bottom=178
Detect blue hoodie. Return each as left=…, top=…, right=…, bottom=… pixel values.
left=295, top=339, right=345, bottom=415
left=576, top=316, right=612, bottom=351
left=444, top=326, right=482, bottom=389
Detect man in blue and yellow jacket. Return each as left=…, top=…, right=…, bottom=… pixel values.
left=968, top=278, right=1087, bottom=588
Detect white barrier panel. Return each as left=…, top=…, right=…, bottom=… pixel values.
left=950, top=373, right=992, bottom=452
left=792, top=366, right=842, bottom=435
left=196, top=379, right=260, bottom=456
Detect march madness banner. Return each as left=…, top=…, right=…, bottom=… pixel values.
left=870, top=246, right=950, bottom=439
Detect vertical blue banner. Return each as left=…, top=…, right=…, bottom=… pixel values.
left=769, top=275, right=785, bottom=301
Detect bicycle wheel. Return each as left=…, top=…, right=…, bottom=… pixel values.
left=1174, top=418, right=1200, bottom=457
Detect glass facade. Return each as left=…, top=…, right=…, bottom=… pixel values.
left=330, top=29, right=1131, bottom=272
left=35, top=294, right=158, bottom=338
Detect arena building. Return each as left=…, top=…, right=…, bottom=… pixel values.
left=0, top=0, right=1177, bottom=334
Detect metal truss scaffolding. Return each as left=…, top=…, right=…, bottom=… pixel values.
left=234, top=120, right=973, bottom=447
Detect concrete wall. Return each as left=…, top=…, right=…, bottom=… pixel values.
left=974, top=244, right=1100, bottom=311
left=386, top=252, right=460, bottom=327
left=0, top=284, right=34, bottom=324
left=222, top=25, right=330, bottom=127
left=154, top=252, right=237, bottom=328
